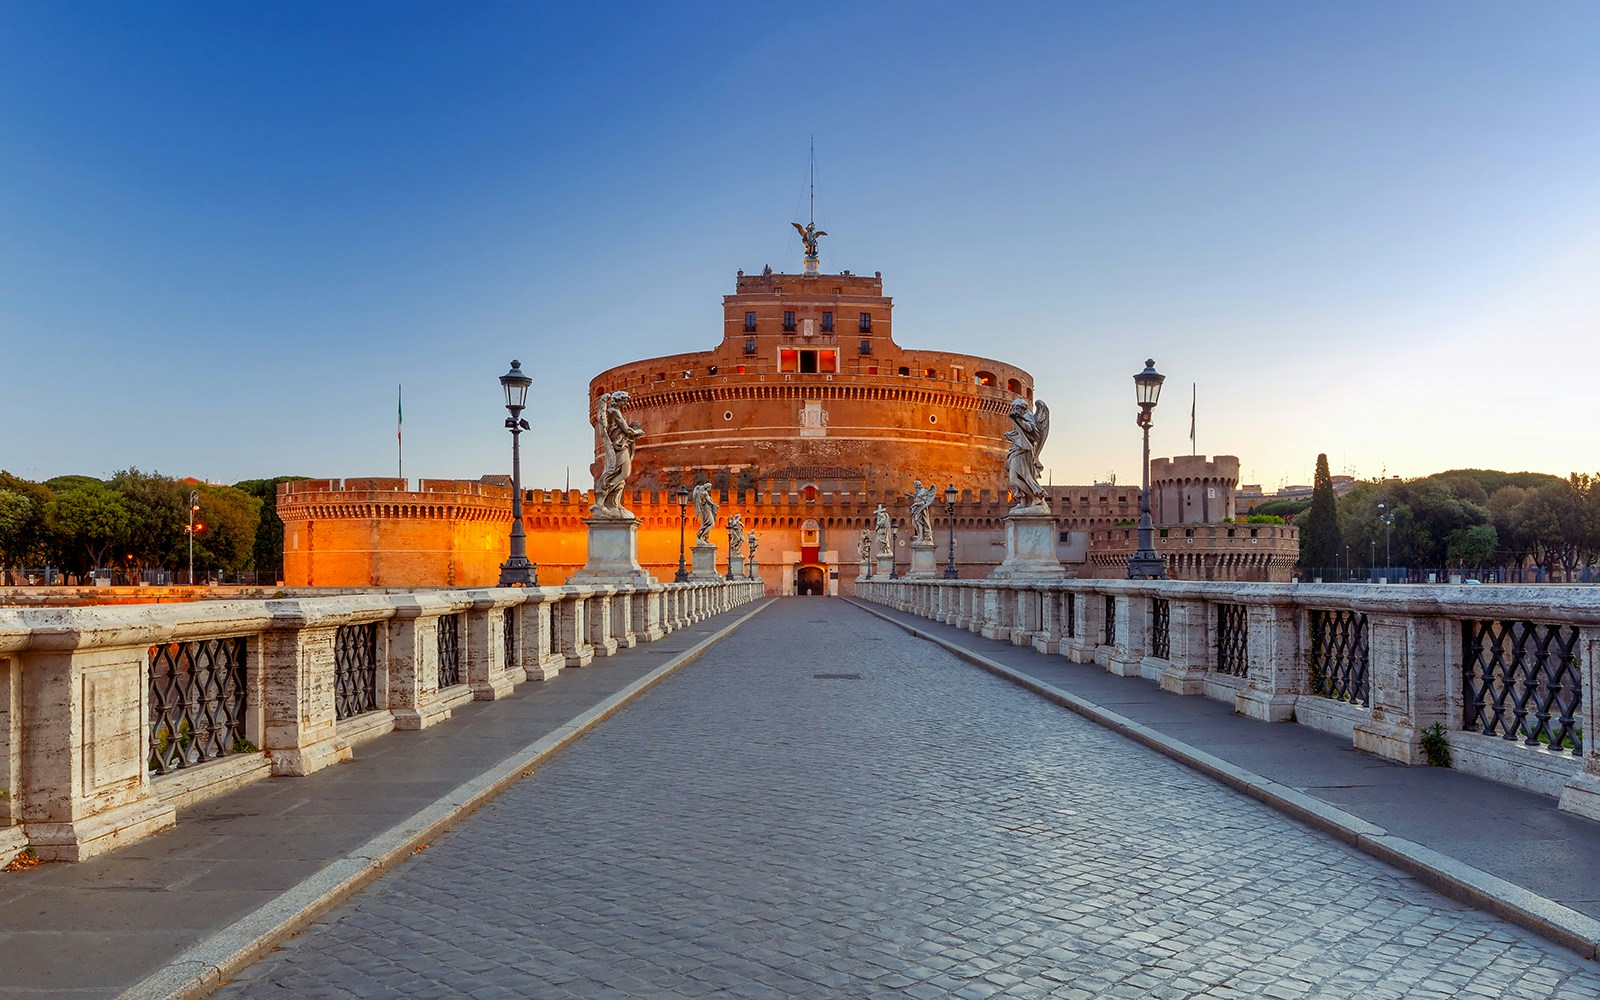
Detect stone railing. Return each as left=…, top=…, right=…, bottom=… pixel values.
left=0, top=578, right=762, bottom=863
left=856, top=578, right=1600, bottom=821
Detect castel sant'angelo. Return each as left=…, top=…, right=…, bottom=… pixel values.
left=279, top=224, right=1296, bottom=592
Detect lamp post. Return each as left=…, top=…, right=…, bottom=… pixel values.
left=674, top=486, right=690, bottom=582
left=1370, top=539, right=1377, bottom=582
left=187, top=491, right=200, bottom=585
left=889, top=523, right=900, bottom=579
left=1126, top=359, right=1168, bottom=579
left=497, top=360, right=537, bottom=587
left=943, top=483, right=959, bottom=579
left=1377, top=502, right=1394, bottom=583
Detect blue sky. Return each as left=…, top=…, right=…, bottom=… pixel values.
left=3, top=1, right=1596, bottom=492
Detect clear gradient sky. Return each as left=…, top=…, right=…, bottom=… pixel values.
left=3, top=2, right=1596, bottom=493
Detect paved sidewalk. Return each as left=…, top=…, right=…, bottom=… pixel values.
left=848, top=599, right=1600, bottom=957
left=210, top=598, right=1600, bottom=999
left=0, top=599, right=771, bottom=1000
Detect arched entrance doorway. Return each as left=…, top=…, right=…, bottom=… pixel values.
left=796, top=565, right=825, bottom=596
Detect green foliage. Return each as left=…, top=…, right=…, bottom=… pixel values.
left=1300, top=453, right=1343, bottom=569
left=234, top=476, right=307, bottom=580
left=1252, top=497, right=1311, bottom=520
left=47, top=484, right=131, bottom=573
left=1242, top=514, right=1285, bottom=525
left=1446, top=524, right=1498, bottom=569
left=110, top=468, right=188, bottom=578
left=191, top=484, right=263, bottom=576
left=233, top=737, right=259, bottom=754
left=1420, top=724, right=1452, bottom=767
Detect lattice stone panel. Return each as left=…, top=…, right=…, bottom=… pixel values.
left=1463, top=619, right=1582, bottom=754
left=1151, top=598, right=1171, bottom=660
left=1308, top=609, right=1369, bottom=706
left=149, top=636, right=248, bottom=775
left=334, top=622, right=378, bottom=721
left=1103, top=596, right=1116, bottom=646
left=503, top=607, right=517, bottom=673
left=1064, top=593, right=1076, bottom=639
left=437, top=614, right=463, bottom=689
left=1215, top=603, right=1248, bottom=677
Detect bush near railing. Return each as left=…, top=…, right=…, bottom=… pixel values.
left=0, top=577, right=763, bottom=863
left=854, top=577, right=1600, bottom=821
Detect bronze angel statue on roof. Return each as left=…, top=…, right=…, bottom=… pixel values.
left=1004, top=398, right=1049, bottom=510
left=791, top=221, right=827, bottom=259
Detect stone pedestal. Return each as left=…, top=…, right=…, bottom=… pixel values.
left=689, top=542, right=721, bottom=581
left=727, top=553, right=745, bottom=580
left=567, top=517, right=652, bottom=586
left=858, top=559, right=871, bottom=581
left=875, top=552, right=895, bottom=579
left=905, top=541, right=938, bottom=579
left=989, top=506, right=1064, bottom=579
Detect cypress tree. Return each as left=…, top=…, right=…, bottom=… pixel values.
left=1301, top=453, right=1343, bottom=572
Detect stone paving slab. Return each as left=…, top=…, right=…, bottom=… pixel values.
left=0, top=600, right=771, bottom=1000
left=848, top=598, right=1600, bottom=955
left=208, top=598, right=1600, bottom=999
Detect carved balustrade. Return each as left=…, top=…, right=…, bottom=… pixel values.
left=854, top=578, right=1600, bottom=821
left=0, top=579, right=762, bottom=863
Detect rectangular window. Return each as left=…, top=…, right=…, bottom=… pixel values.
left=821, top=311, right=834, bottom=332
left=744, top=312, right=757, bottom=332
left=858, top=312, right=872, bottom=332
left=781, top=348, right=838, bottom=374
left=783, top=311, right=796, bottom=331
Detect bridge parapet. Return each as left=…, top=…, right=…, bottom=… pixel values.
left=0, top=578, right=762, bottom=864
left=856, top=578, right=1600, bottom=821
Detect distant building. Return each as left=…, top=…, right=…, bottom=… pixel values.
left=281, top=236, right=1296, bottom=589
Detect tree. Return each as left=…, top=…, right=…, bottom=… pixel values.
left=47, top=486, right=131, bottom=576
left=1446, top=524, right=1498, bottom=571
left=109, top=468, right=188, bottom=578
left=1299, top=454, right=1343, bottom=571
left=0, top=488, right=35, bottom=584
left=190, top=485, right=262, bottom=577
left=234, top=476, right=307, bottom=581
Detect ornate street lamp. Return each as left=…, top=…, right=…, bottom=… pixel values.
left=1127, top=359, right=1168, bottom=579
left=674, top=486, right=690, bottom=582
left=889, top=522, right=900, bottom=580
left=187, top=491, right=200, bottom=585
left=943, top=483, right=959, bottom=579
left=497, top=360, right=537, bottom=587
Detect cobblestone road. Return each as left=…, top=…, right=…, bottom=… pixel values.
left=216, top=599, right=1600, bottom=999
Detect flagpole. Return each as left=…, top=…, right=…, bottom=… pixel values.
left=398, top=384, right=404, bottom=479
left=1190, top=382, right=1197, bottom=457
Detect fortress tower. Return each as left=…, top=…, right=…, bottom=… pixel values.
left=587, top=268, right=1033, bottom=495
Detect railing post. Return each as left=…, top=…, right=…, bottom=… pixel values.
left=1352, top=612, right=1451, bottom=764
left=1558, top=630, right=1600, bottom=819
left=1158, top=598, right=1211, bottom=695
left=1010, top=585, right=1038, bottom=646
left=388, top=594, right=457, bottom=730
left=0, top=645, right=21, bottom=860
left=1235, top=600, right=1303, bottom=722
left=463, top=591, right=520, bottom=701
left=1063, top=587, right=1096, bottom=663
left=1032, top=585, right=1062, bottom=654
left=521, top=592, right=562, bottom=680
left=1107, top=589, right=1149, bottom=677
left=260, top=601, right=352, bottom=775
left=559, top=590, right=595, bottom=667
left=11, top=632, right=177, bottom=861
left=636, top=587, right=665, bottom=642
left=978, top=585, right=1004, bottom=640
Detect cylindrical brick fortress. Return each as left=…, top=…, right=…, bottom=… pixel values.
left=588, top=270, right=1033, bottom=494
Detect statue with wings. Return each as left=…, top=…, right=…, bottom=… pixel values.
left=791, top=221, right=827, bottom=260
left=1004, top=398, right=1050, bottom=510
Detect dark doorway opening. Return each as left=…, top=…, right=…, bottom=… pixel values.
left=797, top=565, right=825, bottom=596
